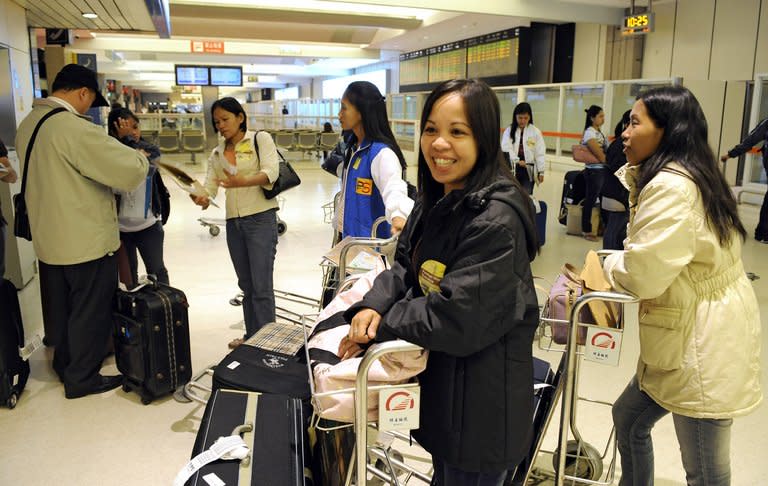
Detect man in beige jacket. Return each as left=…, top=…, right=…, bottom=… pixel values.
left=15, top=64, right=148, bottom=399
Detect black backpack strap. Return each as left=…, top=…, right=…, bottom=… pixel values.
left=19, top=107, right=68, bottom=200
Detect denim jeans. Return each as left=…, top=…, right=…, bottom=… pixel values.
left=430, top=458, right=507, bottom=486
left=582, top=166, right=606, bottom=233
left=602, top=211, right=628, bottom=250
left=612, top=377, right=732, bottom=486
left=120, top=221, right=169, bottom=286
left=226, top=209, right=278, bottom=338
left=0, top=223, right=6, bottom=278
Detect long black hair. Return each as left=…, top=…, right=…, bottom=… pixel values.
left=510, top=102, right=534, bottom=144
left=584, top=104, right=603, bottom=131
left=634, top=86, right=746, bottom=244
left=417, top=79, right=519, bottom=211
left=342, top=81, right=406, bottom=170
left=210, top=97, right=247, bottom=134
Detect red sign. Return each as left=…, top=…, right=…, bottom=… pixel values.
left=191, top=40, right=225, bottom=54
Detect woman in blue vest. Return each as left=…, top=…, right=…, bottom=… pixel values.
left=337, top=81, right=413, bottom=238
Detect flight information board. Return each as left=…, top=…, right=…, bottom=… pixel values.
left=427, top=41, right=466, bottom=83
left=466, top=29, right=519, bottom=79
left=399, top=50, right=429, bottom=86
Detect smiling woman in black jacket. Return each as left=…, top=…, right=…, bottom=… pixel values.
left=338, top=79, right=540, bottom=485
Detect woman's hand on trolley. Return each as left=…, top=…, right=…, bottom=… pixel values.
left=391, top=216, right=406, bottom=235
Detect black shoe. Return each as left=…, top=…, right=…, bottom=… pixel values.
left=64, top=375, right=123, bottom=399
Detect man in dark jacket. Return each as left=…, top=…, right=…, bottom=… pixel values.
left=721, top=117, right=768, bottom=242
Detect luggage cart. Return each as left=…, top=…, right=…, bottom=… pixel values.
left=519, top=278, right=638, bottom=485
left=199, top=195, right=288, bottom=236
left=299, top=305, right=432, bottom=486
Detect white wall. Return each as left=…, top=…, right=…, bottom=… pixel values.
left=572, top=23, right=608, bottom=82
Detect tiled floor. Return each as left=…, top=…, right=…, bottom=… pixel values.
left=1, top=153, right=766, bottom=486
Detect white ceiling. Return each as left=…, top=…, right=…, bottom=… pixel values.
left=12, top=0, right=636, bottom=93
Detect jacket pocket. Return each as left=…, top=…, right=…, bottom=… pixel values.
left=638, top=304, right=684, bottom=371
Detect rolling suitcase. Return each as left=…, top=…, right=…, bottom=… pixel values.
left=533, top=199, right=547, bottom=246
left=181, top=389, right=310, bottom=486
left=113, top=280, right=192, bottom=404
left=558, top=170, right=585, bottom=225
left=506, top=356, right=560, bottom=485
left=0, top=278, right=29, bottom=409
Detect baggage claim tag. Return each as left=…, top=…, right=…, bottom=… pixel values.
left=378, top=384, right=420, bottom=431
left=584, top=326, right=623, bottom=366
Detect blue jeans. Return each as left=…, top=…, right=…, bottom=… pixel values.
left=226, top=210, right=278, bottom=338
left=612, top=377, right=732, bottom=486
left=431, top=458, right=507, bottom=486
left=120, top=221, right=168, bottom=286
left=0, top=223, right=6, bottom=278
left=582, top=166, right=606, bottom=233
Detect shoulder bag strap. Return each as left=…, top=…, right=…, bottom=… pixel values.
left=19, top=107, right=68, bottom=200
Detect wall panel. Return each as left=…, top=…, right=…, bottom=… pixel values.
left=671, top=0, right=715, bottom=80
left=710, top=0, right=759, bottom=80
left=642, top=1, right=676, bottom=79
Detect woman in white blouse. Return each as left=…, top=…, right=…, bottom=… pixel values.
left=580, top=104, right=608, bottom=241
left=500, top=102, right=546, bottom=194
left=192, top=97, right=280, bottom=349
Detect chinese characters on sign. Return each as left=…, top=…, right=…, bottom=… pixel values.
left=191, top=40, right=225, bottom=54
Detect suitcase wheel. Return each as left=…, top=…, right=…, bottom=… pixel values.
left=6, top=392, right=18, bottom=409
left=141, top=396, right=152, bottom=405
left=122, top=384, right=132, bottom=393
left=277, top=219, right=287, bottom=236
left=209, top=225, right=221, bottom=237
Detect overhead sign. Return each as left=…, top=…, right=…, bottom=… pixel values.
left=622, top=12, right=654, bottom=35
left=190, top=40, right=225, bottom=54
left=46, top=29, right=71, bottom=46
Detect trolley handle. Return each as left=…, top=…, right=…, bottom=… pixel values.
left=338, top=236, right=397, bottom=279
left=555, top=290, right=638, bottom=486
left=354, top=340, right=423, bottom=486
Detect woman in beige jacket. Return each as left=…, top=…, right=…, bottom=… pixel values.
left=603, top=86, right=761, bottom=486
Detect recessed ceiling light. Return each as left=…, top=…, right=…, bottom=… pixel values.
left=82, top=12, right=98, bottom=19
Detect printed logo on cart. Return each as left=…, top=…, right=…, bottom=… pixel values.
left=262, top=354, right=286, bottom=368
left=385, top=391, right=415, bottom=411
left=585, top=327, right=622, bottom=367
left=590, top=332, right=616, bottom=349
left=355, top=178, right=373, bottom=195
left=379, top=386, right=420, bottom=432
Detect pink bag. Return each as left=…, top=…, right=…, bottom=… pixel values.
left=548, top=264, right=594, bottom=345
left=308, top=269, right=428, bottom=422
left=571, top=144, right=600, bottom=164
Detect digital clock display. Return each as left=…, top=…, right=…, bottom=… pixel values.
left=622, top=12, right=654, bottom=35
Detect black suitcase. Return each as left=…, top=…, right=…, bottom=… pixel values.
left=0, top=278, right=30, bottom=409
left=558, top=170, right=586, bottom=225
left=185, top=389, right=310, bottom=486
left=113, top=281, right=192, bottom=404
left=506, top=356, right=560, bottom=485
left=534, top=200, right=547, bottom=246
left=212, top=345, right=311, bottom=400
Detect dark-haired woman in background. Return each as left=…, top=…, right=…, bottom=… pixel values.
left=601, top=109, right=631, bottom=250
left=191, top=97, right=280, bottom=349
left=339, top=79, right=540, bottom=485
left=337, top=81, right=413, bottom=238
left=500, top=101, right=546, bottom=194
left=580, top=104, right=608, bottom=241
left=604, top=86, right=761, bottom=485
left=108, top=107, right=170, bottom=287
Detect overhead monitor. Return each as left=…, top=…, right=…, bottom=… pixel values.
left=175, top=65, right=209, bottom=86
left=210, top=66, right=243, bottom=87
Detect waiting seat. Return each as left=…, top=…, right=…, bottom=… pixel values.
left=182, top=130, right=206, bottom=163
left=274, top=131, right=297, bottom=152
left=296, top=131, right=320, bottom=158
left=318, top=132, right=340, bottom=152
left=158, top=131, right=180, bottom=153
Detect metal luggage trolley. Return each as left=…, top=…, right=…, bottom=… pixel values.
left=199, top=195, right=288, bottom=236
left=299, top=303, right=432, bottom=486
left=521, top=263, right=639, bottom=486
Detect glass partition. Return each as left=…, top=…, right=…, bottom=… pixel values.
left=528, top=87, right=563, bottom=151
left=496, top=89, right=518, bottom=130
left=611, top=80, right=674, bottom=138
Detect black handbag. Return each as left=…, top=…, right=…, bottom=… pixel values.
left=14, top=107, right=67, bottom=241
left=251, top=132, right=301, bottom=199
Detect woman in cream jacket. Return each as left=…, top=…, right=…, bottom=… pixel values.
left=500, top=102, right=546, bottom=194
left=604, top=86, right=761, bottom=486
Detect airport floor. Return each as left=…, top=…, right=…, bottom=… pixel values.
left=1, top=153, right=766, bottom=486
